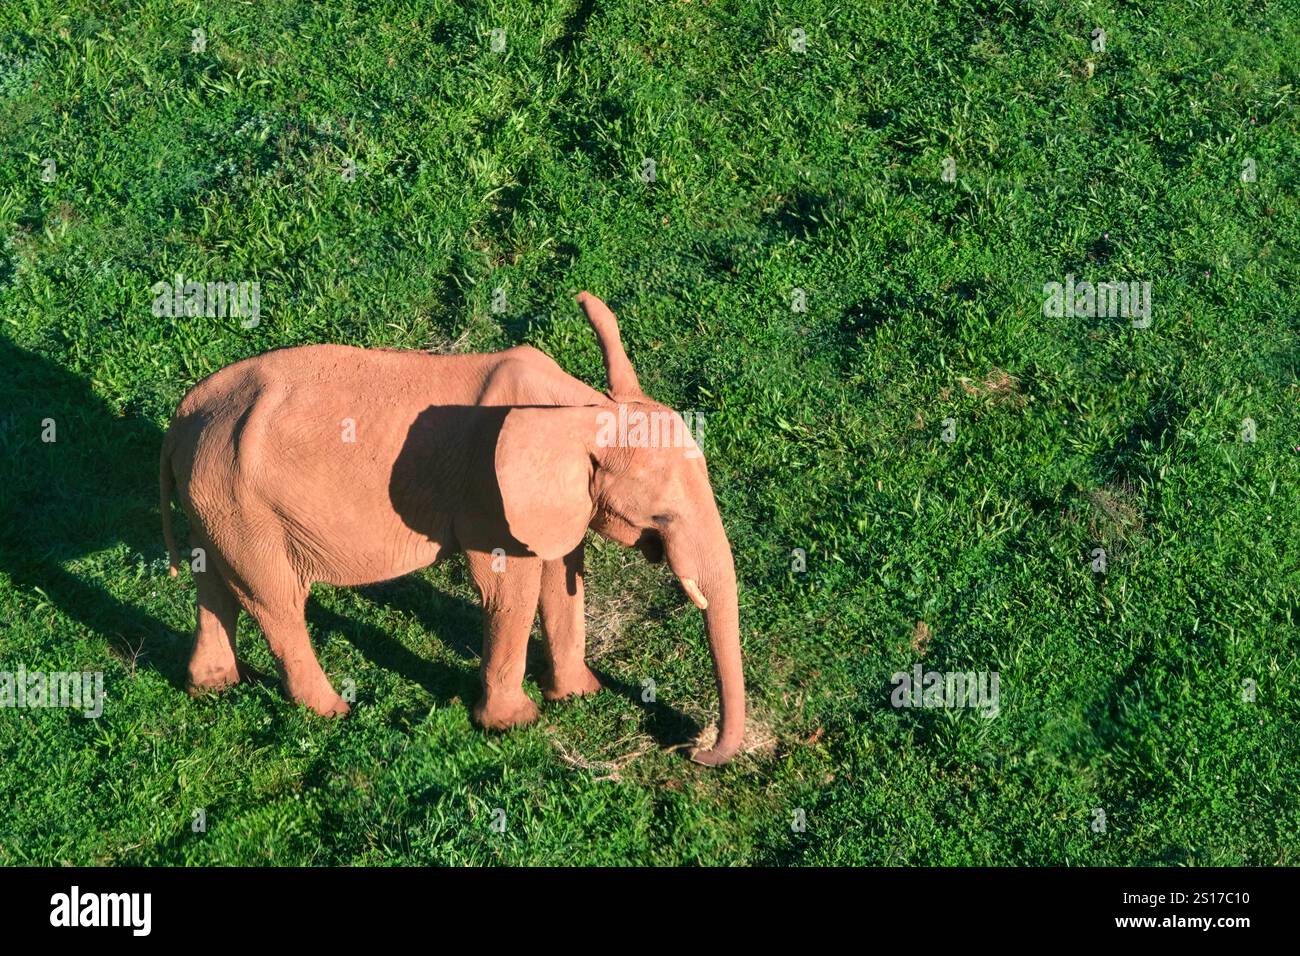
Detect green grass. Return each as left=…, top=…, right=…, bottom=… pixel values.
left=1, top=0, right=1298, bottom=865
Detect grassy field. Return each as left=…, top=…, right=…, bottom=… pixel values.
left=1, top=0, right=1297, bottom=866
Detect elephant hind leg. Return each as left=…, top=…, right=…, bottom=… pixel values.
left=187, top=570, right=242, bottom=694
left=243, top=589, right=349, bottom=718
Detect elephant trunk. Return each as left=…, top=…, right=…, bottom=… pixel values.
left=669, top=525, right=745, bottom=766
left=577, top=291, right=642, bottom=400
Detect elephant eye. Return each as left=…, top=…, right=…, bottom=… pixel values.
left=651, top=513, right=672, bottom=528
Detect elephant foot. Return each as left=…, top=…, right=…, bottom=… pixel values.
left=473, top=692, right=540, bottom=731
left=187, top=662, right=241, bottom=695
left=305, top=693, right=350, bottom=718
left=284, top=673, right=351, bottom=718
left=542, top=665, right=603, bottom=702
left=297, top=689, right=350, bottom=718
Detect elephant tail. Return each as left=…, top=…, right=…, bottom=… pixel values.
left=159, top=432, right=180, bottom=577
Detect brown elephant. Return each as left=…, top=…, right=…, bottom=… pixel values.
left=160, top=293, right=745, bottom=765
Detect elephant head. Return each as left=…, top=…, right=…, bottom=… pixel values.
left=489, top=293, right=745, bottom=766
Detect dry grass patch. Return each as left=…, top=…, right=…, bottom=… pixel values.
left=1085, top=480, right=1144, bottom=546
left=958, top=368, right=1025, bottom=407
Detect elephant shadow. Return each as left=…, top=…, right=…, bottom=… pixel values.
left=0, top=337, right=190, bottom=687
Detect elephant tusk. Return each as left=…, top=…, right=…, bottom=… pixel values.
left=680, top=578, right=708, bottom=610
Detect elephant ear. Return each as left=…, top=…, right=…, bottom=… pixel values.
left=494, top=407, right=596, bottom=560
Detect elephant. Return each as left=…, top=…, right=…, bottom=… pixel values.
left=159, top=293, right=745, bottom=765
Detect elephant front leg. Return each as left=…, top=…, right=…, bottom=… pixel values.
left=539, top=544, right=602, bottom=701
left=466, top=550, right=543, bottom=731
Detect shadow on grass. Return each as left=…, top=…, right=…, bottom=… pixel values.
left=548, top=0, right=598, bottom=58
left=312, top=581, right=482, bottom=708
left=589, top=666, right=707, bottom=752
left=0, top=337, right=189, bottom=686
